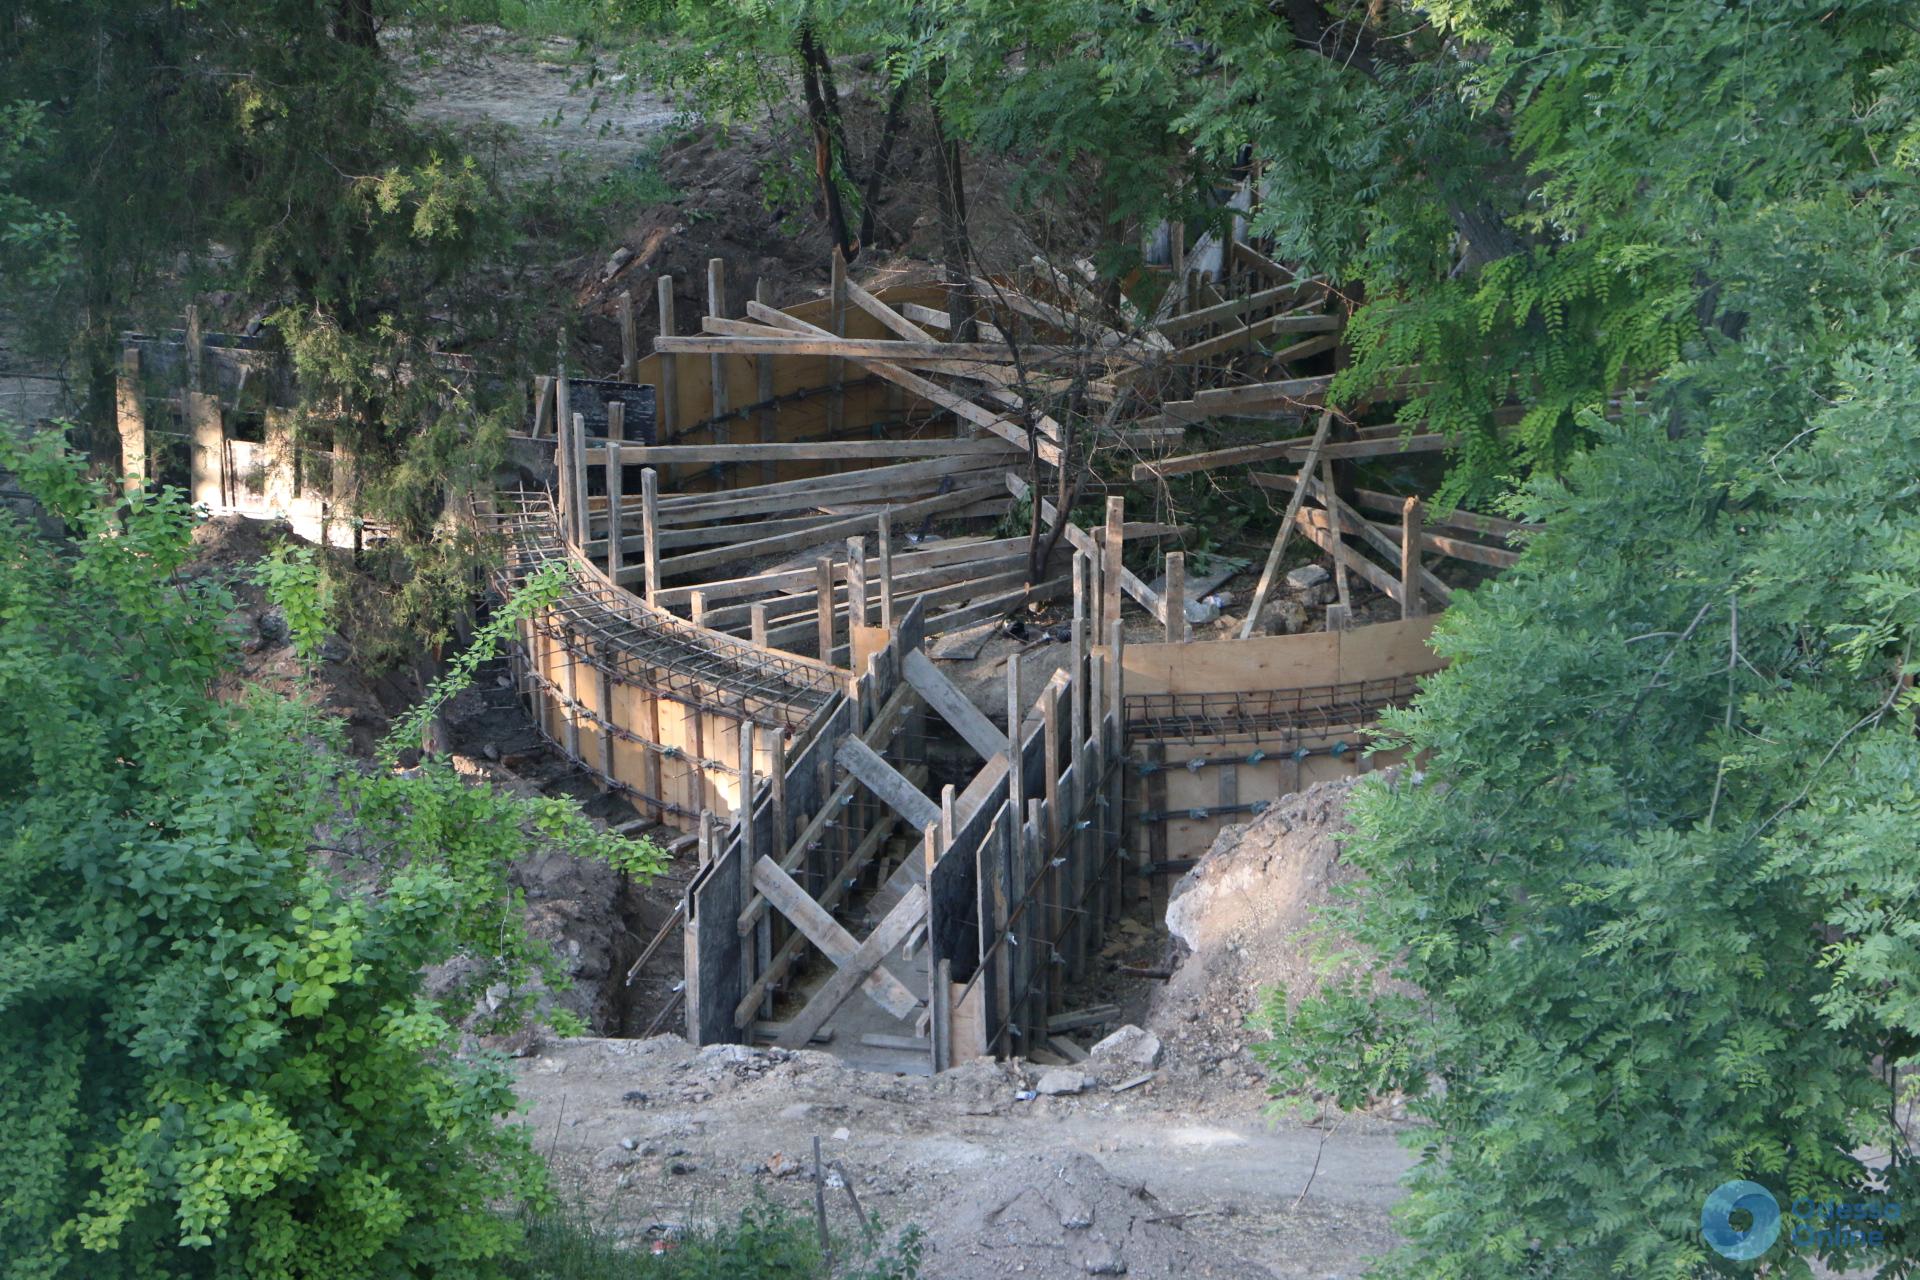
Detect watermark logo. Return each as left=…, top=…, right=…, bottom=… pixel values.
left=1701, top=1180, right=1781, bottom=1261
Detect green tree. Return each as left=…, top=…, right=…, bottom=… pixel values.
left=0, top=429, right=655, bottom=1276
left=1238, top=4, right=1920, bottom=1275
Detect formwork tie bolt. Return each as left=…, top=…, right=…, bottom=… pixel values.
left=1292, top=747, right=1310, bottom=761
left=1331, top=741, right=1348, bottom=757
left=1186, top=758, right=1205, bottom=772
left=1074, top=820, right=1091, bottom=831
left=1248, top=750, right=1267, bottom=764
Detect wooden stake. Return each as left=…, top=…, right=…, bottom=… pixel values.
left=1239, top=410, right=1334, bottom=638
left=1322, top=458, right=1350, bottom=615
left=571, top=413, right=590, bottom=547
left=690, top=590, right=708, bottom=628
left=877, top=509, right=895, bottom=630
left=1101, top=495, right=1125, bottom=646
left=1164, top=551, right=1188, bottom=643
left=706, top=258, right=729, bottom=430
left=1401, top=495, right=1426, bottom=619
left=750, top=602, right=770, bottom=648
left=815, top=555, right=836, bottom=663
left=656, top=276, right=678, bottom=439
left=618, top=289, right=638, bottom=382
left=605, top=402, right=625, bottom=579
left=640, top=467, right=661, bottom=601
left=846, top=536, right=868, bottom=630
left=828, top=248, right=847, bottom=438
left=754, top=278, right=776, bottom=484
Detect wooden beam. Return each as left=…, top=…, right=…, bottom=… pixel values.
left=1248, top=472, right=1539, bottom=544
left=1164, top=551, right=1187, bottom=643
left=706, top=257, right=729, bottom=428
left=749, top=856, right=920, bottom=1018
left=605, top=404, right=625, bottom=579
left=774, top=885, right=928, bottom=1050
left=651, top=482, right=1000, bottom=581
left=640, top=467, right=660, bottom=600
left=1306, top=473, right=1454, bottom=604
left=614, top=438, right=1015, bottom=465
left=1102, top=495, right=1124, bottom=644
left=1401, top=496, right=1425, bottom=619
left=1170, top=309, right=1340, bottom=366
left=1154, top=281, right=1322, bottom=339
left=1239, top=411, right=1333, bottom=638
left=743, top=301, right=1066, bottom=465
left=1131, top=434, right=1314, bottom=483
left=836, top=737, right=942, bottom=833
left=619, top=290, right=638, bottom=382
left=903, top=648, right=1009, bottom=760
left=657, top=334, right=1081, bottom=362
left=655, top=276, right=678, bottom=438
left=650, top=536, right=1023, bottom=608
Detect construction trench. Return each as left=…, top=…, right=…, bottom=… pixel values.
left=113, top=243, right=1524, bottom=1076
left=468, top=245, right=1528, bottom=1076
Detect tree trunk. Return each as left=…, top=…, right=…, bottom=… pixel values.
left=797, top=26, right=857, bottom=260
left=926, top=74, right=975, bottom=340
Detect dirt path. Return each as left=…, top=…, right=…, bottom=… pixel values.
left=407, top=32, right=676, bottom=173
left=513, top=1036, right=1410, bottom=1277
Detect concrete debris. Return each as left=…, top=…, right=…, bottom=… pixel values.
left=1088, top=1025, right=1163, bottom=1071
left=1285, top=563, right=1329, bottom=590
left=1036, top=1068, right=1090, bottom=1096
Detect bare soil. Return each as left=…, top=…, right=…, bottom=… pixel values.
left=513, top=1036, right=1410, bottom=1279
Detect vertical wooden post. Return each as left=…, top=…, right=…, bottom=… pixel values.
left=1321, top=458, right=1350, bottom=617
left=827, top=248, right=847, bottom=438
left=570, top=412, right=591, bottom=548
left=530, top=375, right=555, bottom=436
left=117, top=347, right=146, bottom=495
left=605, top=403, right=625, bottom=579
left=877, top=509, right=895, bottom=630
left=554, top=408, right=574, bottom=544
left=1101, top=495, right=1125, bottom=647
left=846, top=536, right=868, bottom=630
left=554, top=372, right=571, bottom=457
left=706, top=258, right=729, bottom=431
left=1164, top=550, right=1187, bottom=643
left=655, top=276, right=678, bottom=440
left=815, top=555, right=836, bottom=664
left=1071, top=551, right=1089, bottom=747
left=750, top=603, right=770, bottom=648
left=1006, top=652, right=1025, bottom=837
left=690, top=591, right=708, bottom=628
left=559, top=620, right=582, bottom=761
left=754, top=278, right=777, bottom=486
left=640, top=467, right=661, bottom=601
left=1042, top=680, right=1063, bottom=1015
left=618, top=289, right=638, bottom=382
left=1400, top=495, right=1427, bottom=619
left=1170, top=221, right=1186, bottom=292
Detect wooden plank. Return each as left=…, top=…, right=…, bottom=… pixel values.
left=750, top=857, right=919, bottom=1018
left=904, top=648, right=1009, bottom=760
left=1004, top=473, right=1162, bottom=619
left=1249, top=473, right=1538, bottom=543
left=655, top=276, right=678, bottom=438
left=815, top=556, right=835, bottom=663
left=1305, top=474, right=1454, bottom=603
left=1131, top=434, right=1313, bottom=482
left=1170, top=309, right=1340, bottom=366
left=1239, top=411, right=1333, bottom=638
left=1400, top=497, right=1425, bottom=619
left=706, top=258, right=729, bottom=428
left=652, top=482, right=1000, bottom=581
left=604, top=403, right=625, bottom=578
left=774, top=884, right=928, bottom=1050
left=1102, top=496, right=1124, bottom=644
left=836, top=737, right=940, bottom=831
left=640, top=467, right=660, bottom=600
left=650, top=536, right=1020, bottom=608
left=742, top=301, right=1066, bottom=466
left=616, top=438, right=1015, bottom=464
left=657, top=334, right=1078, bottom=362
left=655, top=452, right=1011, bottom=515
left=619, top=290, right=638, bottom=382
left=1154, top=281, right=1322, bottom=339
left=1294, top=507, right=1403, bottom=603
left=1164, top=551, right=1187, bottom=643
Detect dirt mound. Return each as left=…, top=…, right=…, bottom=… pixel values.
left=1149, top=774, right=1388, bottom=1088
left=920, top=1149, right=1265, bottom=1279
